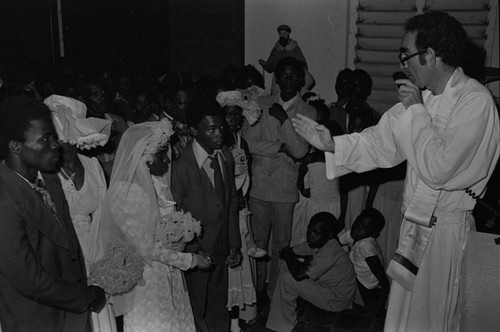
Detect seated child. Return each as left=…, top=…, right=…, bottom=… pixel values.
left=338, top=208, right=389, bottom=301
left=266, top=212, right=356, bottom=332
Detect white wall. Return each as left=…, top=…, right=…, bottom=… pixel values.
left=244, top=0, right=349, bottom=104
left=245, top=0, right=499, bottom=102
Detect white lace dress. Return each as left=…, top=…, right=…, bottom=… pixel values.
left=58, top=154, right=116, bottom=332
left=59, top=155, right=107, bottom=267
left=123, top=175, right=196, bottom=332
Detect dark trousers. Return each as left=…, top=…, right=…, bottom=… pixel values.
left=185, top=259, right=229, bottom=332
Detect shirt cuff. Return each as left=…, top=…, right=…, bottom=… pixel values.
left=190, top=253, right=197, bottom=268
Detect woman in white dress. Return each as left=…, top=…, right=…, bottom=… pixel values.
left=44, top=95, right=115, bottom=332
left=217, top=91, right=264, bottom=332
left=94, top=119, right=210, bottom=332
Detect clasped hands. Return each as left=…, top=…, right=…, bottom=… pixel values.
left=193, top=248, right=242, bottom=271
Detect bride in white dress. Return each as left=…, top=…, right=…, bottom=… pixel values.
left=93, top=119, right=210, bottom=332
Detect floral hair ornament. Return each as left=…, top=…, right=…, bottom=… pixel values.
left=216, top=89, right=262, bottom=126
left=44, top=94, right=112, bottom=150
left=142, top=118, right=174, bottom=163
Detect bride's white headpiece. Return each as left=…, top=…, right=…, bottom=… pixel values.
left=142, top=119, right=174, bottom=163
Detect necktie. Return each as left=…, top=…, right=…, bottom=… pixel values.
left=33, top=179, right=64, bottom=229
left=209, top=153, right=225, bottom=201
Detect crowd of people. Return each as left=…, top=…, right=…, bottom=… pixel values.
left=0, top=10, right=498, bottom=332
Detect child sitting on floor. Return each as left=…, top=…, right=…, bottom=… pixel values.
left=338, top=208, right=389, bottom=302
left=266, top=212, right=356, bottom=332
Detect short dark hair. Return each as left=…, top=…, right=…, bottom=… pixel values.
left=237, top=65, right=265, bottom=89
left=358, top=208, right=385, bottom=236
left=0, top=97, right=52, bottom=158
left=309, top=212, right=341, bottom=236
left=274, top=57, right=305, bottom=84
left=336, top=68, right=353, bottom=85
left=186, top=101, right=224, bottom=129
left=405, top=11, right=468, bottom=68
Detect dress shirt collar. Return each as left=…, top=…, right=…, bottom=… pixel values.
left=278, top=93, right=300, bottom=111
left=192, top=139, right=224, bottom=169
left=2, top=160, right=44, bottom=188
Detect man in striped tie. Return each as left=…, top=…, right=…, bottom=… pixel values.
left=0, top=97, right=106, bottom=332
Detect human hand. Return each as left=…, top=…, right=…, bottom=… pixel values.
left=194, top=253, right=212, bottom=270
left=88, top=285, right=106, bottom=313
left=226, top=248, right=243, bottom=268
left=269, top=103, right=288, bottom=124
left=395, top=79, right=423, bottom=109
left=292, top=114, right=335, bottom=152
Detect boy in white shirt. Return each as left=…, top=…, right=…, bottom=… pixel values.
left=338, top=208, right=389, bottom=302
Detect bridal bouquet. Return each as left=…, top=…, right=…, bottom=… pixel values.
left=156, top=210, right=202, bottom=247
left=88, top=239, right=145, bottom=295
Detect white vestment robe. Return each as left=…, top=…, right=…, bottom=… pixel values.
left=325, top=67, right=500, bottom=332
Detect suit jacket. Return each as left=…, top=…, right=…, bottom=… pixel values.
left=0, top=163, right=95, bottom=332
left=171, top=142, right=240, bottom=319
left=244, top=94, right=316, bottom=202
left=171, top=142, right=241, bottom=260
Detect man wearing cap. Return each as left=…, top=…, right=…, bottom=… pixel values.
left=259, top=25, right=308, bottom=74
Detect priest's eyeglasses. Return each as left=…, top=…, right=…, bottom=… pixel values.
left=399, top=50, right=426, bottom=67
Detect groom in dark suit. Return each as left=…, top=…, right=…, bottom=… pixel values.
left=0, top=97, right=106, bottom=332
left=171, top=102, right=242, bottom=332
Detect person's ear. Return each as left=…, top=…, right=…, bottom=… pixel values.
left=8, top=140, right=21, bottom=154
left=426, top=47, right=437, bottom=67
